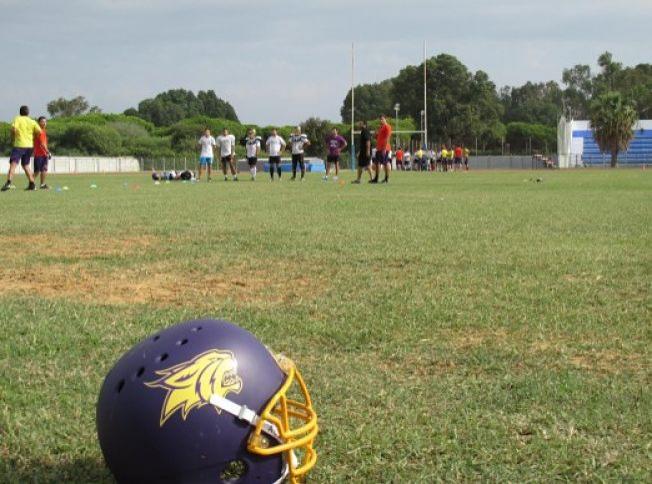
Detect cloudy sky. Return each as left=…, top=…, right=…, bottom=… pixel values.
left=1, top=0, right=650, bottom=125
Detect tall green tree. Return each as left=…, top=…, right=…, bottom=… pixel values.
left=589, top=92, right=637, bottom=167
left=128, top=89, right=238, bottom=126
left=340, top=80, right=394, bottom=123
left=500, top=81, right=563, bottom=126
left=562, top=64, right=593, bottom=118
left=391, top=54, right=504, bottom=145
left=47, top=96, right=99, bottom=118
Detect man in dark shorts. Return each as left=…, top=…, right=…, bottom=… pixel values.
left=265, top=128, right=286, bottom=181
left=323, top=127, right=347, bottom=181
left=352, top=120, right=373, bottom=184
left=33, top=116, right=51, bottom=189
left=454, top=144, right=463, bottom=171
left=2, top=106, right=41, bottom=192
left=216, top=128, right=238, bottom=181
left=289, top=126, right=310, bottom=181
left=245, top=128, right=261, bottom=180
left=371, top=115, right=392, bottom=183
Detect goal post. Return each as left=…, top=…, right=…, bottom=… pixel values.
left=350, top=41, right=429, bottom=169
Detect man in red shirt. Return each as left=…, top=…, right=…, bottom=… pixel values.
left=33, top=116, right=51, bottom=189
left=372, top=115, right=392, bottom=183
left=454, top=145, right=463, bottom=172
left=395, top=147, right=404, bottom=170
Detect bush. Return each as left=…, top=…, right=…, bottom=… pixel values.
left=57, top=123, right=123, bottom=156
left=0, top=122, right=11, bottom=155
left=124, top=136, right=174, bottom=159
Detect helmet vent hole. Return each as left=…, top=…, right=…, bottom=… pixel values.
left=116, top=379, right=125, bottom=393
left=220, top=460, right=247, bottom=481
left=136, top=367, right=145, bottom=378
left=153, top=335, right=160, bottom=342
left=177, top=338, right=188, bottom=346
left=192, top=326, right=203, bottom=332
left=157, top=353, right=169, bottom=363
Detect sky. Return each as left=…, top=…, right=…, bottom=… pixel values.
left=1, top=0, right=650, bottom=125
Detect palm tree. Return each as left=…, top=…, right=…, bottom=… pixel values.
left=589, top=92, right=637, bottom=167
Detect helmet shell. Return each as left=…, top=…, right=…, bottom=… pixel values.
left=97, top=319, right=286, bottom=483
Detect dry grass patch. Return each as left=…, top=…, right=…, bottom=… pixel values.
left=569, top=349, right=648, bottom=375
left=0, top=259, right=329, bottom=308
left=0, top=233, right=153, bottom=260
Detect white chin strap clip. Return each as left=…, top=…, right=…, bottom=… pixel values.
left=209, top=395, right=296, bottom=483
left=209, top=394, right=280, bottom=439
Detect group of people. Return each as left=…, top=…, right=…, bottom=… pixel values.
left=394, top=145, right=471, bottom=172
left=2, top=106, right=469, bottom=192
left=197, top=126, right=313, bottom=182
left=2, top=106, right=51, bottom=191
left=194, top=114, right=398, bottom=184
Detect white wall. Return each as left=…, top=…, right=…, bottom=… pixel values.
left=0, top=156, right=140, bottom=174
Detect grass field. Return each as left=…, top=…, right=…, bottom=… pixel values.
left=0, top=169, right=650, bottom=482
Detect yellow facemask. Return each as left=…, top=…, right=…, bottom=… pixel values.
left=248, top=355, right=318, bottom=483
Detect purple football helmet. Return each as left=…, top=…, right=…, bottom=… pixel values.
left=97, top=319, right=318, bottom=483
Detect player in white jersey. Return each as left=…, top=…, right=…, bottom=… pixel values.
left=288, top=126, right=310, bottom=181
left=265, top=128, right=286, bottom=181
left=216, top=128, right=238, bottom=181
left=245, top=128, right=261, bottom=181
left=197, top=128, right=216, bottom=181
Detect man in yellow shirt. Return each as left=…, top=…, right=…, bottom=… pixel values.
left=2, top=105, right=41, bottom=191
left=440, top=145, right=449, bottom=172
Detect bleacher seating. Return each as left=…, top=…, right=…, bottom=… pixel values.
left=572, top=121, right=652, bottom=165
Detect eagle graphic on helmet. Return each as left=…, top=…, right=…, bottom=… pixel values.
left=96, top=319, right=318, bottom=483
left=145, top=349, right=243, bottom=425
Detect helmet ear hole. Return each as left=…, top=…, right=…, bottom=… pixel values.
left=219, top=459, right=247, bottom=481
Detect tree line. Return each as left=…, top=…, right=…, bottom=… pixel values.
left=341, top=52, right=651, bottom=156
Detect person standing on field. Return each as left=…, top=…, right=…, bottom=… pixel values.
left=2, top=105, right=41, bottom=192
left=371, top=115, right=392, bottom=183
left=217, top=128, right=238, bottom=181
left=323, top=127, right=347, bottom=181
left=197, top=128, right=216, bottom=182
left=454, top=144, right=463, bottom=171
left=352, top=120, right=373, bottom=184
left=395, top=147, right=404, bottom=170
left=266, top=128, right=286, bottom=181
left=289, top=126, right=310, bottom=181
left=463, top=144, right=470, bottom=171
left=33, top=116, right=51, bottom=190
left=245, top=128, right=261, bottom=181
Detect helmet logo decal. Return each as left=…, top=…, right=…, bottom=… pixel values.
left=145, top=349, right=243, bottom=426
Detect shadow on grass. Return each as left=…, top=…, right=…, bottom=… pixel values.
left=4, top=457, right=113, bottom=483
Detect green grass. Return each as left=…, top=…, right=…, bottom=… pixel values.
left=0, top=170, right=650, bottom=482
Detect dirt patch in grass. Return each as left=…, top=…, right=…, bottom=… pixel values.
left=0, top=234, right=153, bottom=259
left=0, top=260, right=327, bottom=308
left=569, top=350, right=647, bottom=374
left=446, top=328, right=510, bottom=349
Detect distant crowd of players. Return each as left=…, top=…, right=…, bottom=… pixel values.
left=193, top=115, right=404, bottom=184
left=1, top=107, right=471, bottom=192
left=193, top=114, right=471, bottom=185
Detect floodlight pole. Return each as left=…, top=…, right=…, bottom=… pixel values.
left=351, top=42, right=356, bottom=170
left=423, top=40, right=428, bottom=149
left=394, top=103, right=400, bottom=148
